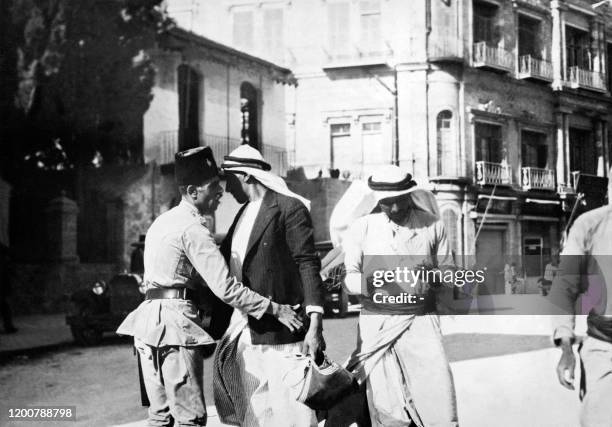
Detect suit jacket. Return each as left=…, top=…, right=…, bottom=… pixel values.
left=221, top=190, right=325, bottom=345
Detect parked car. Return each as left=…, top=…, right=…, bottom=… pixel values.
left=66, top=273, right=144, bottom=345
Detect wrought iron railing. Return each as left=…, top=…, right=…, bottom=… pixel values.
left=521, top=167, right=555, bottom=191
left=152, top=130, right=290, bottom=175
left=157, top=130, right=179, bottom=165
left=568, top=66, right=606, bottom=92
left=472, top=42, right=514, bottom=71
left=518, top=55, right=553, bottom=81
left=323, top=41, right=393, bottom=67
left=475, top=161, right=511, bottom=185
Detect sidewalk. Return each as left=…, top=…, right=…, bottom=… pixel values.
left=0, top=313, right=73, bottom=357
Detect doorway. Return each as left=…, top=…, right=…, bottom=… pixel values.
left=475, top=229, right=506, bottom=294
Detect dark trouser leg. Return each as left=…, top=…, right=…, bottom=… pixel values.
left=0, top=296, right=16, bottom=332
left=161, top=345, right=206, bottom=427
left=135, top=338, right=173, bottom=426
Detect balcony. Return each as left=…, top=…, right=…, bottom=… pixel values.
left=156, top=130, right=179, bottom=165
left=521, top=167, right=555, bottom=191
left=151, top=131, right=290, bottom=175
left=517, top=55, right=553, bottom=82
left=472, top=42, right=514, bottom=72
left=475, top=161, right=511, bottom=186
left=557, top=171, right=581, bottom=196
left=322, top=42, right=394, bottom=70
left=568, top=66, right=607, bottom=92
left=429, top=36, right=463, bottom=62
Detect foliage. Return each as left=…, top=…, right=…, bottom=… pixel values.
left=5, top=0, right=172, bottom=171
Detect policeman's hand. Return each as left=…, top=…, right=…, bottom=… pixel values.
left=556, top=339, right=576, bottom=390
left=271, top=302, right=303, bottom=332
left=302, top=313, right=325, bottom=362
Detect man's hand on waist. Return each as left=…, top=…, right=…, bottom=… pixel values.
left=266, top=301, right=303, bottom=332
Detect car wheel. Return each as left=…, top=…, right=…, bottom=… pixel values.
left=70, top=325, right=103, bottom=346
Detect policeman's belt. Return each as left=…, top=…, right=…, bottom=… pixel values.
left=145, top=287, right=197, bottom=301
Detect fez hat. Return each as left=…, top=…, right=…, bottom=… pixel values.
left=175, top=146, right=219, bottom=185
left=131, top=234, right=145, bottom=248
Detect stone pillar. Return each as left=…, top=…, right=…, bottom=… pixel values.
left=551, top=0, right=567, bottom=89
left=590, top=19, right=605, bottom=75
left=45, top=194, right=79, bottom=263
left=563, top=113, right=571, bottom=185
left=595, top=119, right=605, bottom=176
left=555, top=112, right=570, bottom=185
left=603, top=120, right=610, bottom=176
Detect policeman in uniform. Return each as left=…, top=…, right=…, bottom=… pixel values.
left=117, top=147, right=303, bottom=426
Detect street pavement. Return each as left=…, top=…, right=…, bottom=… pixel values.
left=0, top=299, right=590, bottom=427
left=0, top=314, right=72, bottom=357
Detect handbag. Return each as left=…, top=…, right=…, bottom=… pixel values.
left=283, top=353, right=356, bottom=410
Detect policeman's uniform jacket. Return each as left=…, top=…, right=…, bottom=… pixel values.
left=117, top=200, right=271, bottom=347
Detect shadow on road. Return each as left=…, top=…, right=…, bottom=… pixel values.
left=0, top=334, right=134, bottom=366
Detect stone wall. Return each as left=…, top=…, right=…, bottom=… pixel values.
left=78, top=164, right=178, bottom=269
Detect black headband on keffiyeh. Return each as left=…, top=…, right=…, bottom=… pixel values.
left=222, top=155, right=271, bottom=171
left=367, top=173, right=416, bottom=191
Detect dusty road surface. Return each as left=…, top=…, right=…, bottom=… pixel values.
left=0, top=315, right=580, bottom=427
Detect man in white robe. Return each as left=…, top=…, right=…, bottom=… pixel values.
left=342, top=166, right=459, bottom=427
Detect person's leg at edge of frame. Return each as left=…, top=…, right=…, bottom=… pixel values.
left=162, top=345, right=207, bottom=426
left=134, top=338, right=173, bottom=426
left=579, top=337, right=612, bottom=427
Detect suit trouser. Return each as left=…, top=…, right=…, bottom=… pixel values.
left=135, top=338, right=207, bottom=427
left=580, top=337, right=612, bottom=427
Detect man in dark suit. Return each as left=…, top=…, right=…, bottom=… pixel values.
left=218, top=144, right=325, bottom=426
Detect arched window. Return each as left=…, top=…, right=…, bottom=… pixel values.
left=240, top=82, right=259, bottom=149
left=442, top=208, right=459, bottom=255
left=436, top=110, right=455, bottom=176
left=177, top=65, right=201, bottom=151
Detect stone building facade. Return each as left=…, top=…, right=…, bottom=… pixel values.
left=79, top=27, right=296, bottom=268
left=185, top=0, right=612, bottom=293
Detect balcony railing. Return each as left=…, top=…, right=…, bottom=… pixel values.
left=521, top=167, right=555, bottom=191
left=518, top=55, right=553, bottom=82
left=262, top=144, right=291, bottom=176
left=557, top=171, right=581, bottom=196
left=429, top=35, right=463, bottom=61
left=472, top=42, right=514, bottom=72
left=323, top=42, right=393, bottom=69
left=568, top=66, right=607, bottom=92
left=157, top=130, right=179, bottom=165
left=152, top=131, right=290, bottom=175
left=475, top=161, right=511, bottom=185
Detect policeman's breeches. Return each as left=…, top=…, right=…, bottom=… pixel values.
left=135, top=338, right=207, bottom=427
